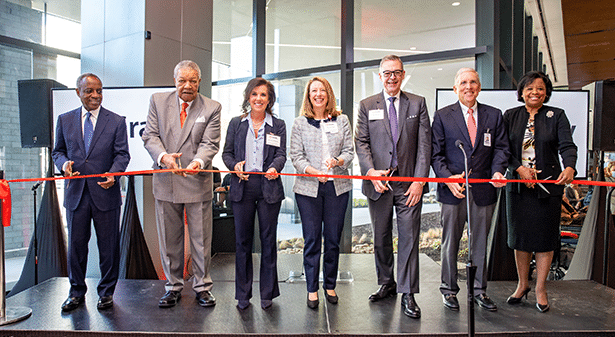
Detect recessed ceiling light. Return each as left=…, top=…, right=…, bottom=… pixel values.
left=437, top=68, right=443, bottom=71
left=410, top=47, right=417, bottom=50
left=452, top=2, right=461, bottom=6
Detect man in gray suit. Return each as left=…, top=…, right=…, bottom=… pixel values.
left=143, top=60, right=221, bottom=308
left=355, top=55, right=431, bottom=318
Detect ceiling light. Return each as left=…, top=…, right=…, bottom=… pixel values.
left=452, top=2, right=461, bottom=6
left=437, top=68, right=443, bottom=71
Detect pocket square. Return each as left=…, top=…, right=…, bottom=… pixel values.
left=195, top=116, right=206, bottom=123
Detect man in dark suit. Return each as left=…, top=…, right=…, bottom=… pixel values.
left=355, top=55, right=431, bottom=319
left=431, top=67, right=509, bottom=312
left=142, top=60, right=221, bottom=308
left=52, top=73, right=130, bottom=311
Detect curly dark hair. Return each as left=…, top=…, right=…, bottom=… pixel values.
left=241, top=77, right=276, bottom=115
left=517, top=71, right=553, bottom=103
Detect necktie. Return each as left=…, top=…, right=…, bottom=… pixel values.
left=180, top=102, right=188, bottom=128
left=84, top=111, right=93, bottom=153
left=388, top=97, right=398, bottom=168
left=467, top=108, right=477, bottom=146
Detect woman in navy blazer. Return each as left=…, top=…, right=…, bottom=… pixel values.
left=222, top=78, right=286, bottom=310
left=503, top=71, right=577, bottom=313
left=289, top=77, right=354, bottom=309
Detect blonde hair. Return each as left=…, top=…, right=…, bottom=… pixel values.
left=299, top=77, right=341, bottom=118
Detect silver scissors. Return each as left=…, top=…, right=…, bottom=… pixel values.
left=536, top=175, right=552, bottom=194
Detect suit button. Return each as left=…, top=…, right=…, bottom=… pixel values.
left=85, top=160, right=88, bottom=163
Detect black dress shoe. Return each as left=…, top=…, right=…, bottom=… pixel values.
left=369, top=282, right=397, bottom=302
left=61, top=296, right=84, bottom=312
left=324, top=289, right=338, bottom=304
left=307, top=294, right=319, bottom=309
left=536, top=302, right=550, bottom=313
left=474, top=293, right=497, bottom=311
left=159, top=290, right=181, bottom=308
left=97, top=296, right=114, bottom=310
left=237, top=300, right=250, bottom=310
left=260, top=299, right=272, bottom=309
left=401, top=293, right=421, bottom=318
left=196, top=290, right=216, bottom=307
left=443, top=294, right=459, bottom=311
left=506, top=287, right=531, bottom=304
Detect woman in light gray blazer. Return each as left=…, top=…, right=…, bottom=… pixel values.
left=290, top=77, right=354, bottom=309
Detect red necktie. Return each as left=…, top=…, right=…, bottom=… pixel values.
left=467, top=108, right=477, bottom=146
left=180, top=102, right=188, bottom=128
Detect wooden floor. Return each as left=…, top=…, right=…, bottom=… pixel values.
left=1, top=253, right=615, bottom=336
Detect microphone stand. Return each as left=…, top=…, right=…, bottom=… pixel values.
left=31, top=181, right=42, bottom=285
left=456, top=140, right=475, bottom=337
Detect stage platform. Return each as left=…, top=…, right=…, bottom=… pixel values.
left=1, top=253, right=615, bottom=336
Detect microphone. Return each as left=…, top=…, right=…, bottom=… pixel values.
left=455, top=139, right=464, bottom=150
left=31, top=181, right=43, bottom=191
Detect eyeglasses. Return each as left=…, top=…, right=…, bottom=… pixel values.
left=381, top=70, right=403, bottom=78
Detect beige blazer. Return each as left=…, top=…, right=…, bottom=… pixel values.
left=142, top=90, right=221, bottom=203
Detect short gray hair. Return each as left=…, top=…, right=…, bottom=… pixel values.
left=454, top=68, right=480, bottom=87
left=379, top=55, right=403, bottom=73
left=174, top=60, right=201, bottom=79
left=76, top=73, right=101, bottom=89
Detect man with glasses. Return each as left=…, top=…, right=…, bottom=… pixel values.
left=355, top=54, right=431, bottom=318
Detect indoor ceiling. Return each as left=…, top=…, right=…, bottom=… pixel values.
left=561, top=0, right=615, bottom=89
left=11, top=0, right=612, bottom=90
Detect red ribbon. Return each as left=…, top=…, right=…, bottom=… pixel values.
left=0, top=180, right=11, bottom=227
left=1, top=169, right=614, bottom=231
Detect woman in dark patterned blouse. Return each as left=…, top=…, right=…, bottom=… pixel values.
left=503, top=71, right=577, bottom=313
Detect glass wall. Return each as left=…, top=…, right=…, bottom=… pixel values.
left=353, top=0, right=476, bottom=62
left=212, top=0, right=253, bottom=81
left=266, top=1, right=341, bottom=73
left=0, top=1, right=81, bottom=260
left=210, top=1, right=483, bottom=254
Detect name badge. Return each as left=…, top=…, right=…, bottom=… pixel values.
left=369, top=109, right=384, bottom=120
left=483, top=132, right=492, bottom=147
left=266, top=133, right=281, bottom=147
left=323, top=122, right=339, bottom=133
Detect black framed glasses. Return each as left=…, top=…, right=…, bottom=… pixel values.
left=381, top=70, right=403, bottom=78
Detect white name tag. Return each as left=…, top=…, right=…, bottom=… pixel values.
left=266, top=133, right=281, bottom=147
left=323, top=122, right=338, bottom=133
left=369, top=109, right=384, bottom=120
left=483, top=132, right=492, bottom=147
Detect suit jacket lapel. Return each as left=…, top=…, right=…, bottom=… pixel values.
left=378, top=92, right=393, bottom=141
left=473, top=103, right=489, bottom=153
left=237, top=119, right=249, bottom=161
left=87, top=107, right=109, bottom=158
left=451, top=102, right=472, bottom=148
left=165, top=95, right=181, bottom=152
left=71, top=109, right=87, bottom=157
left=396, top=93, right=409, bottom=142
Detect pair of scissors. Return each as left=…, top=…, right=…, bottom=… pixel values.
left=536, top=175, right=552, bottom=194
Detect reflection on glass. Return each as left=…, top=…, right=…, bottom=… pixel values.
left=212, top=0, right=253, bottom=81
left=354, top=0, right=476, bottom=62
left=266, top=3, right=341, bottom=73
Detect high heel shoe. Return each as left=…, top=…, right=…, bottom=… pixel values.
left=506, top=287, right=530, bottom=304
left=307, top=294, right=319, bottom=309
left=536, top=302, right=550, bottom=313
left=324, top=289, right=338, bottom=304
